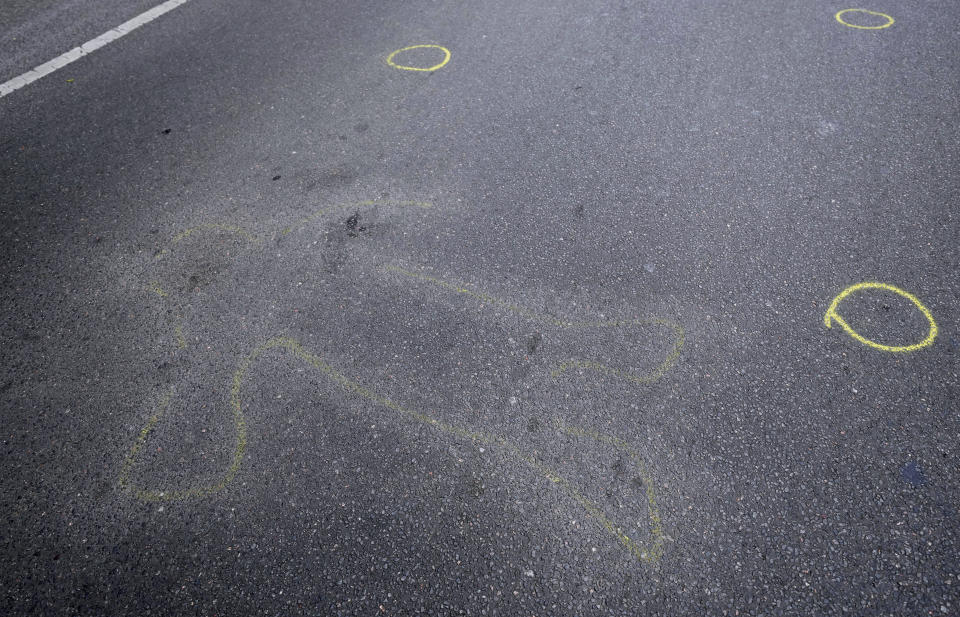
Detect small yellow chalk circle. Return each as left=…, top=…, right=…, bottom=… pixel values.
left=824, top=282, right=937, bottom=352
left=835, top=9, right=894, bottom=30
left=386, top=44, right=451, bottom=72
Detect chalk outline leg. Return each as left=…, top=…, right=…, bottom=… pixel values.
left=119, top=337, right=665, bottom=564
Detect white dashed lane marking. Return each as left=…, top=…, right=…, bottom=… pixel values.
left=0, top=0, right=191, bottom=98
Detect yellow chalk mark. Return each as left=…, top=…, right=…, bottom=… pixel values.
left=835, top=8, right=894, bottom=29
left=120, top=356, right=252, bottom=501
left=117, top=390, right=171, bottom=494
left=148, top=282, right=168, bottom=298
left=386, top=44, right=451, bottom=72
left=149, top=223, right=260, bottom=344
left=119, top=337, right=663, bottom=564
left=824, top=282, right=937, bottom=352
left=385, top=264, right=548, bottom=322
left=384, top=265, right=684, bottom=385
left=551, top=318, right=684, bottom=385
left=556, top=422, right=665, bottom=564
left=174, top=324, right=187, bottom=349
left=281, top=200, right=433, bottom=235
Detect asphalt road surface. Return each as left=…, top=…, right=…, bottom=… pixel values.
left=2, top=1, right=959, bottom=615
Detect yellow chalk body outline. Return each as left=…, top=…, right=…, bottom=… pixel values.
left=148, top=281, right=168, bottom=298
left=835, top=8, right=894, bottom=30
left=824, top=282, right=937, bottom=352
left=153, top=224, right=260, bottom=347
left=385, top=265, right=685, bottom=385
left=127, top=209, right=674, bottom=563
left=386, top=44, right=451, bottom=72
left=119, top=338, right=664, bottom=564
left=557, top=423, right=665, bottom=563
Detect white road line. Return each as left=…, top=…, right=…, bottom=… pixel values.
left=0, top=0, right=192, bottom=98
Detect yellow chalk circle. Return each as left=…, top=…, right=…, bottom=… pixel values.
left=835, top=9, right=894, bottom=30
left=824, top=282, right=937, bottom=352
left=386, top=44, right=451, bottom=72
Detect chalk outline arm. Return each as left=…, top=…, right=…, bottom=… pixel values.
left=385, top=264, right=685, bottom=385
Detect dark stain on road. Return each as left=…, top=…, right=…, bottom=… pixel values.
left=901, top=461, right=925, bottom=487
left=345, top=211, right=367, bottom=236
left=526, top=332, right=542, bottom=354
